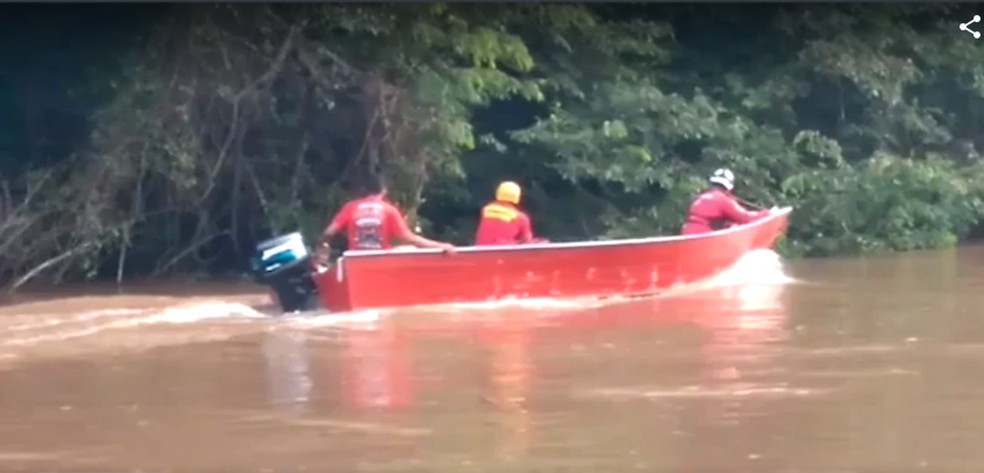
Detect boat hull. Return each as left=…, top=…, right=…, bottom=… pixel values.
left=313, top=207, right=792, bottom=312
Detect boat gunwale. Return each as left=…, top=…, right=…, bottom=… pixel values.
left=334, top=206, right=792, bottom=260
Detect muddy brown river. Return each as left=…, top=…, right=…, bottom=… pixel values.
left=0, top=247, right=982, bottom=472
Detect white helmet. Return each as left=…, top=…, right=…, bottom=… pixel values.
left=708, top=168, right=735, bottom=191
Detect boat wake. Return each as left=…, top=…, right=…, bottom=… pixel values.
left=655, top=249, right=799, bottom=299
left=0, top=249, right=797, bottom=364
left=0, top=292, right=403, bottom=367
left=422, top=296, right=611, bottom=314
left=705, top=249, right=799, bottom=287
left=394, top=249, right=798, bottom=320
left=575, top=384, right=829, bottom=401
left=0, top=301, right=264, bottom=343
left=0, top=297, right=275, bottom=364
left=277, top=308, right=384, bottom=327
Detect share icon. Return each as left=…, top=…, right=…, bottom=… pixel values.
left=961, top=15, right=981, bottom=39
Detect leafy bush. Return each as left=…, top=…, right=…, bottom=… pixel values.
left=781, top=155, right=984, bottom=256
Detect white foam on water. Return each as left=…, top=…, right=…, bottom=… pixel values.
left=708, top=249, right=800, bottom=287
left=141, top=301, right=268, bottom=323
left=577, top=384, right=830, bottom=400
left=280, top=308, right=385, bottom=327
left=655, top=249, right=799, bottom=302
left=423, top=296, right=610, bottom=314
left=4, top=308, right=142, bottom=332
left=240, top=413, right=433, bottom=436
left=794, top=368, right=919, bottom=379
left=0, top=300, right=267, bottom=349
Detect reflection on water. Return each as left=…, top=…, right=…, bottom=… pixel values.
left=261, top=327, right=312, bottom=412
left=697, top=284, right=788, bottom=384
left=481, top=315, right=534, bottom=459
left=4, top=248, right=984, bottom=471
left=341, top=324, right=414, bottom=411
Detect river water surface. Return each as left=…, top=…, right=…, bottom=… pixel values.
left=1, top=246, right=982, bottom=472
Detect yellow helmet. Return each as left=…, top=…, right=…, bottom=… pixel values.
left=495, top=181, right=522, bottom=204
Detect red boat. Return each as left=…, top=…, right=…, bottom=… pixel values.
left=309, top=207, right=792, bottom=313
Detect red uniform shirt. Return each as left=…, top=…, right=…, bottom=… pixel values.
left=681, top=188, right=768, bottom=235
left=474, top=201, right=534, bottom=246
left=329, top=196, right=413, bottom=250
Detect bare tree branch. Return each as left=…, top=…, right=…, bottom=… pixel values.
left=196, top=23, right=303, bottom=206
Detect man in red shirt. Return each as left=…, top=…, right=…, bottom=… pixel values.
left=681, top=168, right=773, bottom=235
left=474, top=181, right=545, bottom=246
left=314, top=176, right=454, bottom=264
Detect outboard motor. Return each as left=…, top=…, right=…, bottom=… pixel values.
left=251, top=232, right=320, bottom=313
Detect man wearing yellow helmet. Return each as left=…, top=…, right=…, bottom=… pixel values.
left=474, top=181, right=541, bottom=246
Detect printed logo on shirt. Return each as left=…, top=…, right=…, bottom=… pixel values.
left=353, top=203, right=386, bottom=249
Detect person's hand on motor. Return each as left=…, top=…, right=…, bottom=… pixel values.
left=439, top=243, right=456, bottom=256
left=314, top=242, right=332, bottom=268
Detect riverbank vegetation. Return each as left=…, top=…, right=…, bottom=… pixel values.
left=1, top=4, right=982, bottom=289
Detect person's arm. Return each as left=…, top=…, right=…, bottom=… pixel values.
left=388, top=206, right=455, bottom=253
left=517, top=213, right=534, bottom=244
left=314, top=204, right=350, bottom=264
left=720, top=195, right=767, bottom=225
left=317, top=223, right=341, bottom=248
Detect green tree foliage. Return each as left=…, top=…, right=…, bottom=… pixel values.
left=509, top=4, right=984, bottom=256
left=1, top=4, right=983, bottom=288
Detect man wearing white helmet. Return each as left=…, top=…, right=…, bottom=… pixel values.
left=680, top=168, right=770, bottom=235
